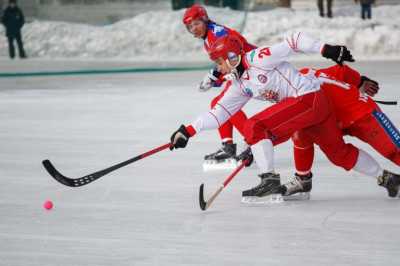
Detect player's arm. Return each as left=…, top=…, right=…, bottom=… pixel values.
left=317, top=65, right=379, bottom=96
left=170, top=84, right=250, bottom=150
left=255, top=32, right=325, bottom=68
left=259, top=31, right=354, bottom=67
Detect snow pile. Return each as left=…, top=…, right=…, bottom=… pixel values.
left=0, top=5, right=399, bottom=60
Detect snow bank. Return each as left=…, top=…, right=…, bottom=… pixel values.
left=1, top=5, right=399, bottom=60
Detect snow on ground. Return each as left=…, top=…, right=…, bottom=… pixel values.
left=0, top=60, right=399, bottom=266
left=0, top=5, right=400, bottom=60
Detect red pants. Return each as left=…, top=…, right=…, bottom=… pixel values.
left=211, top=81, right=247, bottom=142
left=243, top=89, right=359, bottom=171
left=293, top=110, right=400, bottom=173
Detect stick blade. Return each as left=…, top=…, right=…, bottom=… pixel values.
left=199, top=183, right=207, bottom=211
left=42, top=159, right=76, bottom=187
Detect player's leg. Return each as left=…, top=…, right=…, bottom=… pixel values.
left=204, top=89, right=237, bottom=161
left=306, top=111, right=400, bottom=197
left=242, top=91, right=330, bottom=198
left=278, top=131, right=315, bottom=197
left=346, top=110, right=400, bottom=166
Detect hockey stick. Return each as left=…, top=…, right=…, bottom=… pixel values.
left=42, top=143, right=171, bottom=187
left=199, top=160, right=248, bottom=211
left=374, top=100, right=398, bottom=106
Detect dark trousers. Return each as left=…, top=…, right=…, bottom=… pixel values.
left=7, top=32, right=26, bottom=59
left=361, top=4, right=372, bottom=19
left=317, top=0, right=333, bottom=18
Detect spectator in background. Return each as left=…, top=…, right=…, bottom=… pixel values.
left=317, top=0, right=333, bottom=18
left=355, top=0, right=375, bottom=20
left=1, top=0, right=26, bottom=59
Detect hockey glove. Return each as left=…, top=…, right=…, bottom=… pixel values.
left=359, top=76, right=379, bottom=97
left=170, top=125, right=191, bottom=150
left=322, top=44, right=355, bottom=65
left=199, top=68, right=222, bottom=92
left=235, top=147, right=254, bottom=167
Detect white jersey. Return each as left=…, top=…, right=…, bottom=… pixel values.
left=190, top=32, right=325, bottom=134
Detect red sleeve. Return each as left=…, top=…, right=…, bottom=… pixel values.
left=185, top=125, right=196, bottom=137
left=316, top=65, right=361, bottom=87
left=227, top=28, right=257, bottom=52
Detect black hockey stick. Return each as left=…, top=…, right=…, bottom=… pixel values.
left=199, top=160, right=248, bottom=211
left=42, top=143, right=171, bottom=187
left=375, top=100, right=398, bottom=106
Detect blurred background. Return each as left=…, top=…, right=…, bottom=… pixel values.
left=2, top=0, right=399, bottom=24
left=1, top=0, right=399, bottom=65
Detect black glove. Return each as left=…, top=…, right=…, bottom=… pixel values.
left=170, top=125, right=191, bottom=150
left=322, top=44, right=355, bottom=65
left=235, top=147, right=253, bottom=167
left=359, top=76, right=379, bottom=97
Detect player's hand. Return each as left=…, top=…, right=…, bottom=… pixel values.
left=359, top=76, right=379, bottom=97
left=235, top=147, right=253, bottom=167
left=199, top=68, right=221, bottom=92
left=170, top=125, right=191, bottom=150
left=322, top=44, right=355, bottom=65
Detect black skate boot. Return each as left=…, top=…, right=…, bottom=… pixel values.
left=204, top=142, right=237, bottom=161
left=378, top=170, right=400, bottom=197
left=242, top=172, right=281, bottom=197
left=279, top=172, right=312, bottom=196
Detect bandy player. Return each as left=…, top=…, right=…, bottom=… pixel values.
left=281, top=64, right=400, bottom=197
left=183, top=4, right=255, bottom=165
left=168, top=32, right=400, bottom=200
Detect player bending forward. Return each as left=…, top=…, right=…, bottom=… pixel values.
left=280, top=64, right=400, bottom=198
left=169, top=32, right=400, bottom=199
left=183, top=4, right=256, bottom=164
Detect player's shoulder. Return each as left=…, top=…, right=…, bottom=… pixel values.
left=245, top=45, right=272, bottom=66
left=207, top=22, right=229, bottom=38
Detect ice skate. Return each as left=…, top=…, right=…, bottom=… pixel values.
left=378, top=170, right=400, bottom=198
left=280, top=173, right=312, bottom=201
left=203, top=142, right=239, bottom=171
left=241, top=172, right=283, bottom=204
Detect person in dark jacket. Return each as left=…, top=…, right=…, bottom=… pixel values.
left=1, top=0, right=26, bottom=59
left=355, top=0, right=375, bottom=20
left=317, top=0, right=333, bottom=18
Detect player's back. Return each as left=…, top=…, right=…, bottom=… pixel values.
left=300, top=66, right=377, bottom=128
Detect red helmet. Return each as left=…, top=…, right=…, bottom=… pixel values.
left=208, top=35, right=244, bottom=62
left=182, top=4, right=209, bottom=25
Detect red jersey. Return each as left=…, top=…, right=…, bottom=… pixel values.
left=203, top=21, right=256, bottom=54
left=300, top=65, right=378, bottom=129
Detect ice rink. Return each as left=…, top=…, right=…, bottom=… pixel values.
left=1, top=60, right=399, bottom=266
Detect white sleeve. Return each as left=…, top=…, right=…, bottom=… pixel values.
left=258, top=32, right=325, bottom=68
left=190, top=83, right=250, bottom=134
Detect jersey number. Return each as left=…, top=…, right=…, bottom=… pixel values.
left=258, top=47, right=271, bottom=58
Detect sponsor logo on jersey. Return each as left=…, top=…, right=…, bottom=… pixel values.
left=257, top=74, right=268, bottom=83
left=243, top=87, right=253, bottom=97
left=259, top=89, right=279, bottom=102
left=209, top=23, right=227, bottom=37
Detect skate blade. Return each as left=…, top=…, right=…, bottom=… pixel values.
left=202, top=159, right=239, bottom=172
left=241, top=194, right=284, bottom=205
left=283, top=192, right=311, bottom=201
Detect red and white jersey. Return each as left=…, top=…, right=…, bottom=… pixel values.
left=190, top=32, right=325, bottom=134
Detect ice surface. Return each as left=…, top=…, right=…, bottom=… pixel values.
left=0, top=60, right=399, bottom=266
left=1, top=5, right=400, bottom=60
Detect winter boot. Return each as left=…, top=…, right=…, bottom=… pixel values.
left=242, top=172, right=281, bottom=197
left=279, top=172, right=313, bottom=196
left=204, top=142, right=237, bottom=161
left=378, top=170, right=400, bottom=197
